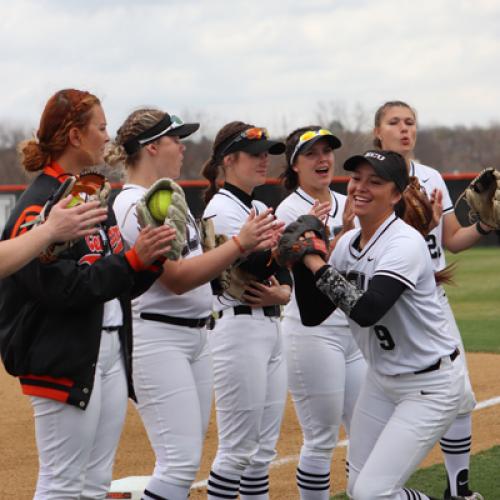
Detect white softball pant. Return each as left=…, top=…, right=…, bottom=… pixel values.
left=209, top=311, right=287, bottom=478
left=438, top=286, right=476, bottom=414
left=347, top=352, right=465, bottom=499
left=133, top=318, right=213, bottom=490
left=31, top=330, right=128, bottom=500
left=283, top=318, right=366, bottom=464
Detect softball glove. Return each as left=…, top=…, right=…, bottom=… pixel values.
left=136, top=178, right=188, bottom=260
left=275, top=214, right=329, bottom=268
left=457, top=167, right=500, bottom=229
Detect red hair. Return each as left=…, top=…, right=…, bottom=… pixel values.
left=19, top=89, right=100, bottom=172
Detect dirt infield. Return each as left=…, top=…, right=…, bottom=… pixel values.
left=1, top=352, right=499, bottom=499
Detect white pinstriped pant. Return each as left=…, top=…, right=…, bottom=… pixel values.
left=31, top=330, right=128, bottom=500
left=347, top=353, right=465, bottom=499
left=209, top=312, right=287, bottom=478
left=283, top=318, right=366, bottom=465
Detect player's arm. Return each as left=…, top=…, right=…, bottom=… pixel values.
left=158, top=209, right=279, bottom=295
left=299, top=254, right=407, bottom=327
left=0, top=197, right=107, bottom=279
left=441, top=211, right=490, bottom=253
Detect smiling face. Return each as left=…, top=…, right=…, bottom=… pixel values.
left=293, top=137, right=334, bottom=193
left=225, top=150, right=269, bottom=193
left=374, top=105, right=417, bottom=159
left=347, top=162, right=402, bottom=223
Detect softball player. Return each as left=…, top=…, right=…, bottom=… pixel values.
left=0, top=89, right=173, bottom=499
left=201, top=121, right=290, bottom=500
left=276, top=126, right=366, bottom=500
left=373, top=100, right=486, bottom=500
left=293, top=150, right=465, bottom=500
left=109, top=110, right=278, bottom=500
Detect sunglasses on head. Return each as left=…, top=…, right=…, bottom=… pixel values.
left=219, top=127, right=269, bottom=157
left=290, top=128, right=334, bottom=165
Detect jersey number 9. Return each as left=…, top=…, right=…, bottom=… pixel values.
left=374, top=325, right=395, bottom=351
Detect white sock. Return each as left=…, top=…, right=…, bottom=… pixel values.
left=400, top=488, right=433, bottom=499
left=440, top=413, right=472, bottom=496
left=207, top=469, right=240, bottom=499
left=142, top=477, right=189, bottom=500
left=239, top=473, right=269, bottom=500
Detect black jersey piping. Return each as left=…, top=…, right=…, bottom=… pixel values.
left=348, top=215, right=398, bottom=260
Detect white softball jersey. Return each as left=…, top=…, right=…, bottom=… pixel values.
left=113, top=184, right=213, bottom=319
left=203, top=186, right=270, bottom=310
left=276, top=187, right=349, bottom=329
left=332, top=214, right=457, bottom=376
left=410, top=161, right=453, bottom=272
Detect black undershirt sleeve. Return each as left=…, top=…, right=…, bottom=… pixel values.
left=348, top=274, right=408, bottom=327
left=296, top=264, right=408, bottom=327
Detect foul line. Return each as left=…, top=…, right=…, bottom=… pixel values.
left=191, top=394, right=500, bottom=490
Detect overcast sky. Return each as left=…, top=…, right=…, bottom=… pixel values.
left=1, top=0, right=499, bottom=139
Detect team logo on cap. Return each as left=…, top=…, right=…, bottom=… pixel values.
left=365, top=152, right=386, bottom=161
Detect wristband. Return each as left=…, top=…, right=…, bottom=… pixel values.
left=476, top=221, right=492, bottom=236
left=232, top=235, right=246, bottom=254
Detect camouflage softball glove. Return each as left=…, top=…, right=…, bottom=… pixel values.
left=275, top=214, right=329, bottom=268
left=456, top=167, right=500, bottom=229
left=402, top=176, right=434, bottom=236
left=136, top=178, right=188, bottom=260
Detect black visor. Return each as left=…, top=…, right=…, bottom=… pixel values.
left=123, top=113, right=199, bottom=155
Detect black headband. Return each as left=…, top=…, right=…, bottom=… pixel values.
left=123, top=114, right=173, bottom=155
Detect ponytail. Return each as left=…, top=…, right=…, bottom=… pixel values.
left=201, top=121, right=252, bottom=204
left=201, top=154, right=220, bottom=204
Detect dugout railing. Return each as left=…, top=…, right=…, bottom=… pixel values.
left=1, top=174, right=499, bottom=246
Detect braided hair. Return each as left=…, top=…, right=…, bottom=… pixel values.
left=18, top=89, right=100, bottom=172
left=105, top=108, right=165, bottom=168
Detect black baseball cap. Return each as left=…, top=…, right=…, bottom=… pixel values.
left=123, top=113, right=200, bottom=155
left=343, top=150, right=409, bottom=192
left=217, top=127, right=285, bottom=159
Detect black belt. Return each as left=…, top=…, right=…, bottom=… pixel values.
left=414, top=348, right=460, bottom=375
left=140, top=312, right=208, bottom=328
left=102, top=326, right=121, bottom=332
left=220, top=305, right=280, bottom=318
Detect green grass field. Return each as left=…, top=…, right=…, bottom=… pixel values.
left=332, top=247, right=500, bottom=499
left=332, top=446, right=500, bottom=499
left=444, top=247, right=500, bottom=353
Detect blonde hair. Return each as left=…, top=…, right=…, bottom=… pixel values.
left=105, top=108, right=165, bottom=168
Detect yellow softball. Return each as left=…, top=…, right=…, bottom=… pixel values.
left=67, top=194, right=83, bottom=208
left=148, top=189, right=173, bottom=222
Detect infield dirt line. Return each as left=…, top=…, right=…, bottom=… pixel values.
left=189, top=394, right=500, bottom=490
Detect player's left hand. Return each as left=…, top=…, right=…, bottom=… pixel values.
left=308, top=200, right=331, bottom=223
left=242, top=276, right=291, bottom=306
left=342, top=196, right=356, bottom=232
left=429, top=188, right=443, bottom=231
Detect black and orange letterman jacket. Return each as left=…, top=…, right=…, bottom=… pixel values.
left=0, top=163, right=163, bottom=409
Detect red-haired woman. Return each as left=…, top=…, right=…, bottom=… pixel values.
left=0, top=89, right=174, bottom=499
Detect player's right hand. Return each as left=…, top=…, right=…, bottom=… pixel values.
left=45, top=196, right=108, bottom=243
left=238, top=208, right=282, bottom=252
left=133, top=225, right=177, bottom=266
